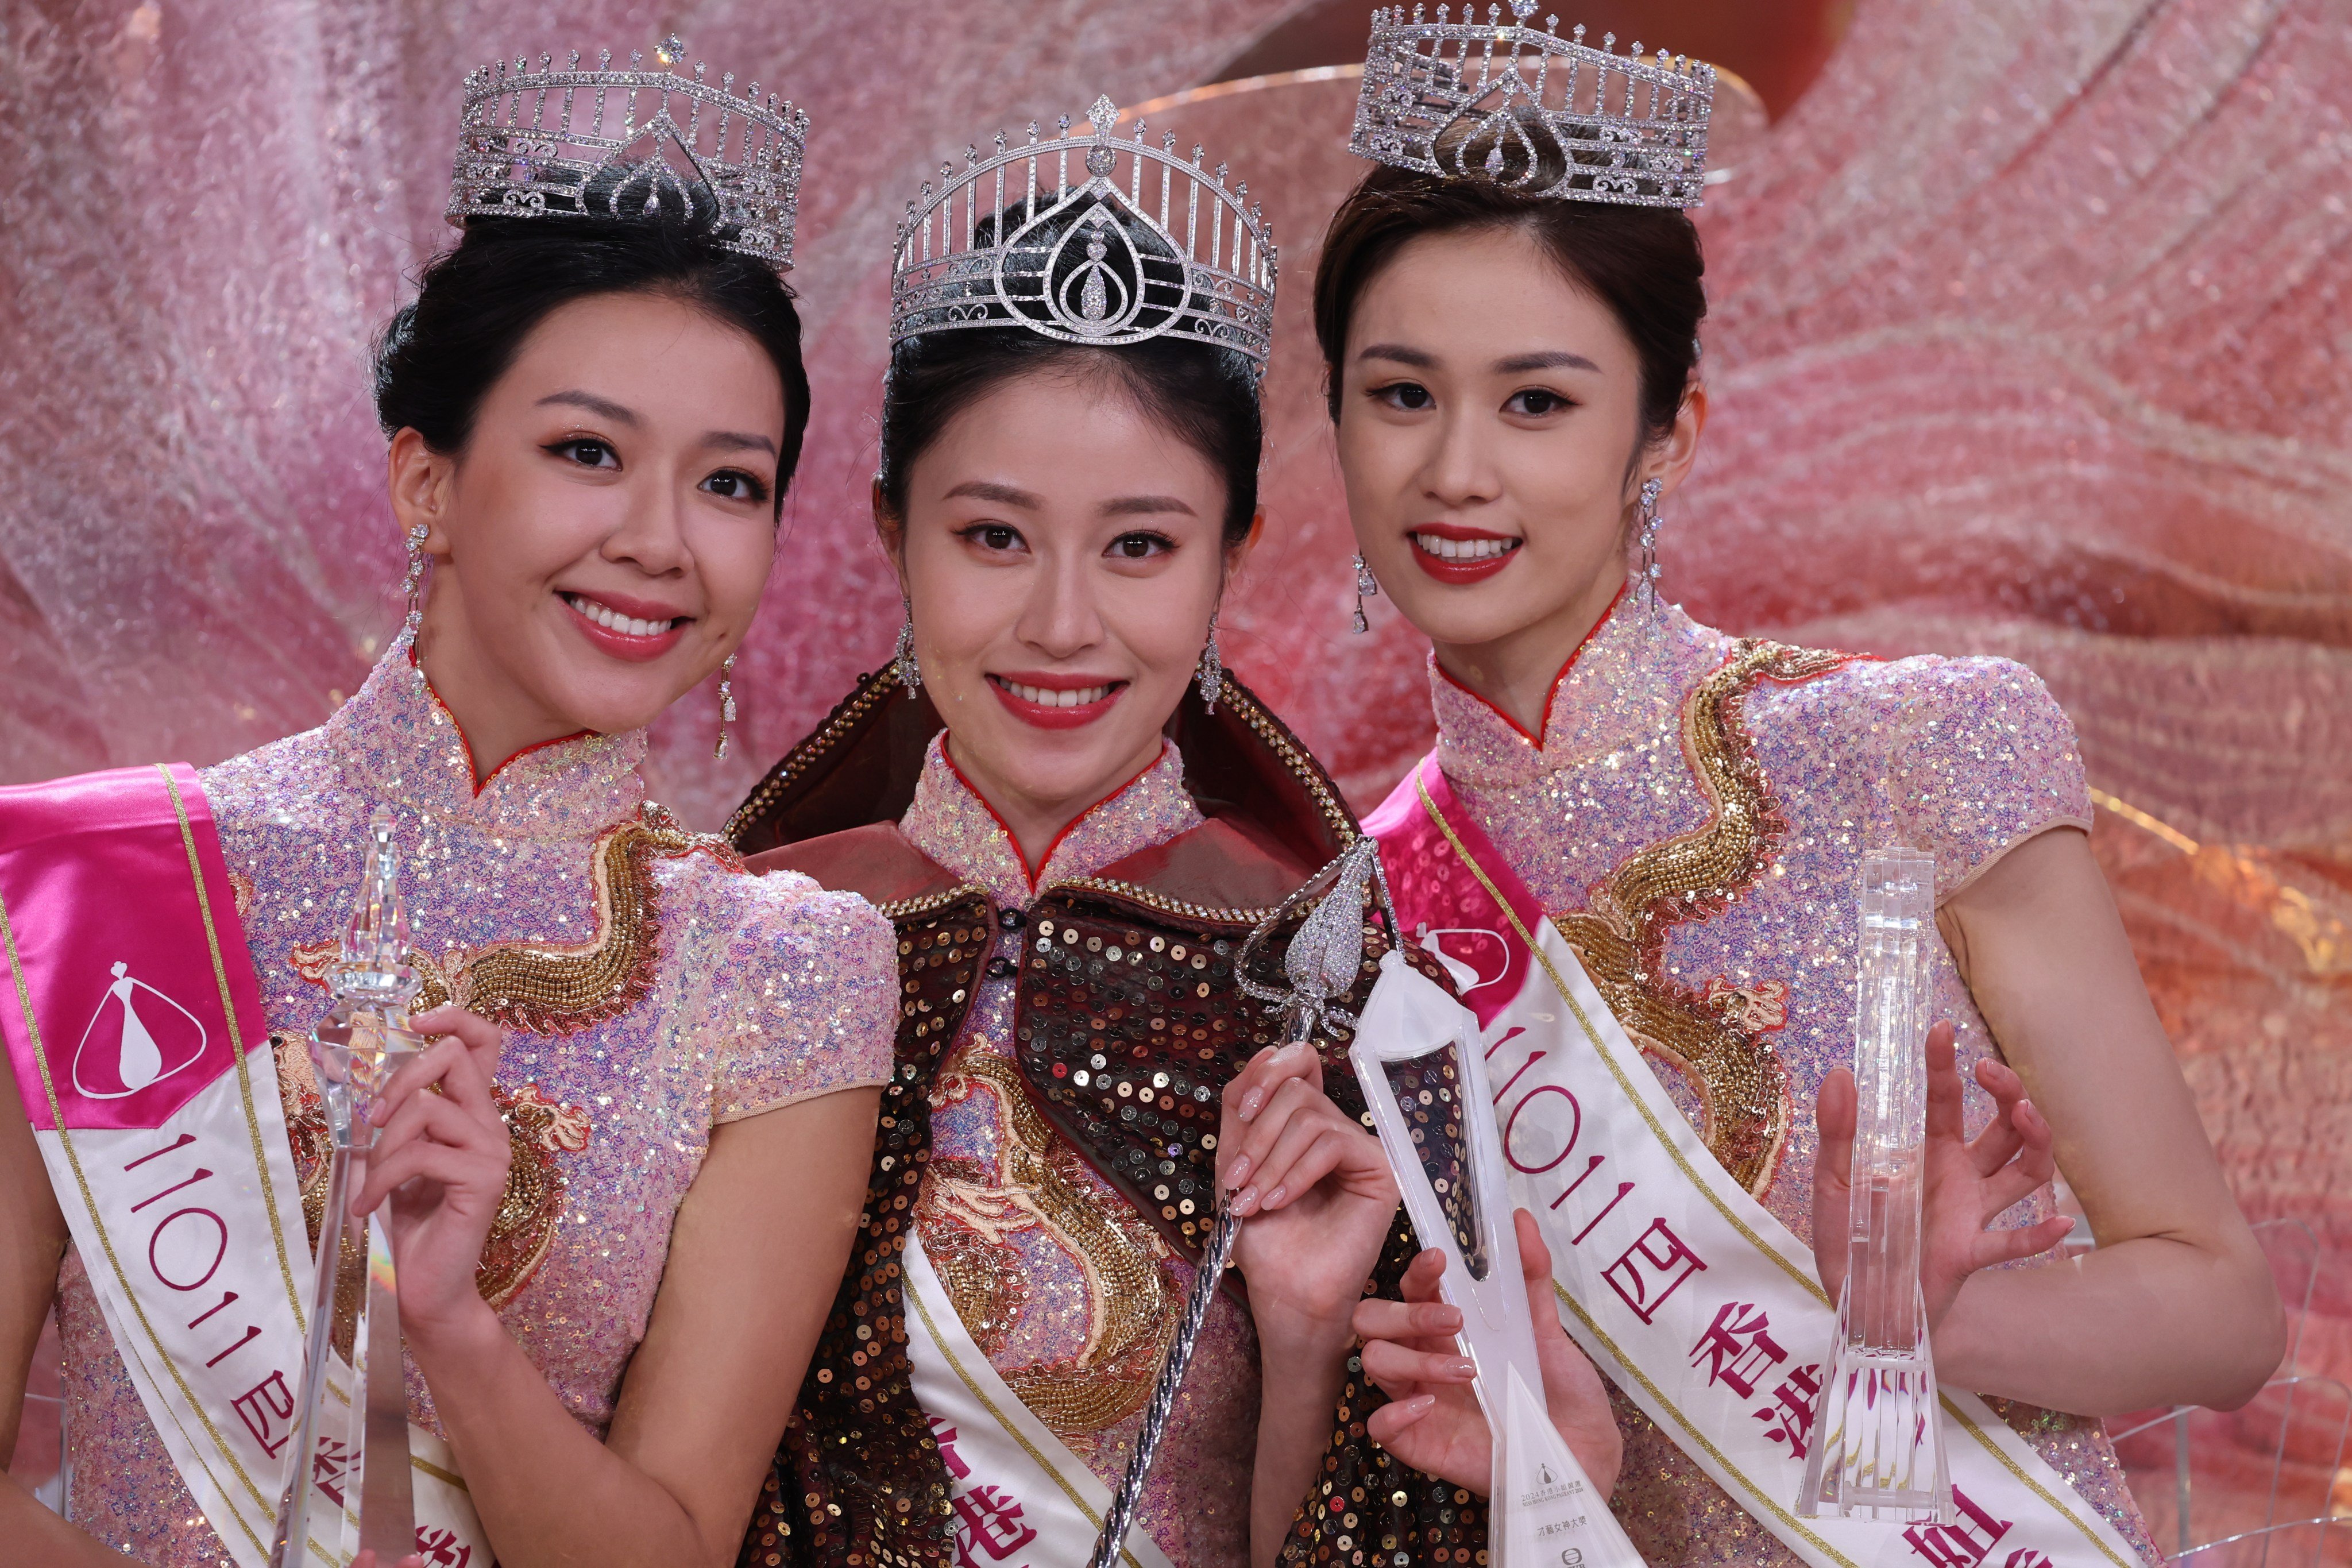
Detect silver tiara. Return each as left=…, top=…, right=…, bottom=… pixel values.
left=1351, top=3, right=1713, bottom=208
left=447, top=35, right=807, bottom=269
left=889, top=96, right=1277, bottom=373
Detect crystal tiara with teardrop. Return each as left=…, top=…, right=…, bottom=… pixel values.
left=889, top=96, right=1277, bottom=374
left=447, top=35, right=807, bottom=269
left=1350, top=2, right=1713, bottom=208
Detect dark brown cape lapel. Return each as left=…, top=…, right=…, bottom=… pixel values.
left=731, top=668, right=1486, bottom=1568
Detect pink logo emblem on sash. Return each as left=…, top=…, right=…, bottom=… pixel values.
left=71, top=961, right=209, bottom=1099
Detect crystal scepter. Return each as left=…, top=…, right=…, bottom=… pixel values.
left=1798, top=848, right=1955, bottom=1524
left=1086, top=838, right=1385, bottom=1568
left=269, top=808, right=424, bottom=1566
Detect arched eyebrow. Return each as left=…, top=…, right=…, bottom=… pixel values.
left=1357, top=342, right=1436, bottom=368
left=536, top=389, right=640, bottom=424
left=945, top=480, right=1043, bottom=508
left=1101, top=495, right=1195, bottom=518
left=1494, top=350, right=1601, bottom=374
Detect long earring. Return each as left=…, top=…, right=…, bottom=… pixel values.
left=893, top=596, right=922, bottom=693
left=1636, top=477, right=1665, bottom=613
left=1196, top=609, right=1223, bottom=714
left=398, top=523, right=429, bottom=652
left=713, top=655, right=737, bottom=760
left=1350, top=553, right=1379, bottom=635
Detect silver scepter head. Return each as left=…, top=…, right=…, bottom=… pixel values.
left=1238, top=835, right=1394, bottom=1041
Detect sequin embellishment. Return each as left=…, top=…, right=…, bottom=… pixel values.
left=1552, top=640, right=1851, bottom=1193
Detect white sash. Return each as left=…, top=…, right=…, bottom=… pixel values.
left=900, top=1233, right=1177, bottom=1568
left=24, top=1037, right=492, bottom=1567
left=1476, top=914, right=2146, bottom=1568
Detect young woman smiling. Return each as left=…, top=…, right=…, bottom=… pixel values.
left=1315, top=26, right=2282, bottom=1565
left=723, top=104, right=1616, bottom=1568
left=0, top=50, right=894, bottom=1568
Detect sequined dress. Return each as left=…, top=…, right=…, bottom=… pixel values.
left=51, top=652, right=898, bottom=1566
left=1390, top=586, right=2160, bottom=1565
left=730, top=668, right=1485, bottom=1568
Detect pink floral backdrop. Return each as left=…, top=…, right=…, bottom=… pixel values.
left=6, top=0, right=2350, bottom=1542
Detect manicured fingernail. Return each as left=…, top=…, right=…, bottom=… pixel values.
left=1240, top=1087, right=1266, bottom=1121
left=1233, top=1185, right=1260, bottom=1215
left=1227, top=1154, right=1253, bottom=1189
left=1263, top=1184, right=1287, bottom=1210
left=1407, top=1394, right=1436, bottom=1415
left=1447, top=1358, right=1477, bottom=1380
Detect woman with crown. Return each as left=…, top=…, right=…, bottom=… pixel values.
left=0, top=42, right=899, bottom=1568
left=721, top=98, right=1616, bottom=1568
left=1317, top=9, right=2283, bottom=1567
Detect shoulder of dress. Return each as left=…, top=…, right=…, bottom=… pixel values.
left=1736, top=643, right=2064, bottom=730
left=197, top=725, right=345, bottom=832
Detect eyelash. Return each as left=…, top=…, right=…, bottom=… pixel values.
left=1369, top=381, right=1433, bottom=411
left=1505, top=388, right=1573, bottom=417
left=544, top=439, right=770, bottom=504
left=1109, top=531, right=1175, bottom=560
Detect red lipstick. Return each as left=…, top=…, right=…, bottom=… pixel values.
left=1408, top=523, right=1524, bottom=586
left=987, top=671, right=1127, bottom=731
left=559, top=590, right=691, bottom=663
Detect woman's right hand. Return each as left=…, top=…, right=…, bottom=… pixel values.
left=1351, top=1208, right=1622, bottom=1498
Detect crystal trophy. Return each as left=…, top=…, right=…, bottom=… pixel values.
left=270, top=808, right=423, bottom=1566
left=1798, top=848, right=1955, bottom=1524
left=1351, top=947, right=1644, bottom=1567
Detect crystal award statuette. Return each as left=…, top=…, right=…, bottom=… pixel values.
left=1797, top=848, right=1955, bottom=1524
left=1351, top=947, right=1644, bottom=1567
left=269, top=808, right=424, bottom=1566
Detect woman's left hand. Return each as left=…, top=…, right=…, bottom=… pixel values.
left=1813, top=1019, right=2075, bottom=1334
left=348, top=1004, right=512, bottom=1345
left=1217, top=1039, right=1399, bottom=1335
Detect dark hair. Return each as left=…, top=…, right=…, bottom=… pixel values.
left=875, top=200, right=1263, bottom=549
left=372, top=213, right=812, bottom=497
left=1312, top=164, right=1706, bottom=454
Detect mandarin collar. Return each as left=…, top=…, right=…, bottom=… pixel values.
left=325, top=651, right=647, bottom=839
left=1430, top=589, right=1729, bottom=790
left=897, top=732, right=1203, bottom=910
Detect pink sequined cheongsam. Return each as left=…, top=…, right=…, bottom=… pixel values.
left=52, top=652, right=898, bottom=1566
left=1393, top=586, right=2161, bottom=1567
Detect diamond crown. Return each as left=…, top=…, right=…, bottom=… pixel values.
left=889, top=96, right=1277, bottom=375
left=447, top=36, right=808, bottom=269
left=1351, top=5, right=1714, bottom=208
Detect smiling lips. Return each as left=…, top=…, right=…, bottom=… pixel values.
left=1409, top=526, right=1523, bottom=585
left=988, top=673, right=1127, bottom=730
left=561, top=590, right=690, bottom=662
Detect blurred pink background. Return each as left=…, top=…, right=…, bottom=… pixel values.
left=6, top=0, right=2349, bottom=1550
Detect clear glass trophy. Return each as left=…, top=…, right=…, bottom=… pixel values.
left=270, top=808, right=422, bottom=1566
left=1351, top=948, right=1646, bottom=1567
left=1797, top=848, right=1956, bottom=1524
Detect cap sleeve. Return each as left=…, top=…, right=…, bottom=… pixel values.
left=688, top=863, right=898, bottom=1125
left=1881, top=655, right=2094, bottom=902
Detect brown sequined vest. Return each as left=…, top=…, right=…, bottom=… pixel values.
left=728, top=668, right=1487, bottom=1568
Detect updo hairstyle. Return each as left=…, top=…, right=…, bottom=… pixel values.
left=373, top=210, right=812, bottom=505
left=1311, top=163, right=1706, bottom=456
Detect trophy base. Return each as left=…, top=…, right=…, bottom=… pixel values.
left=1795, top=1343, right=1956, bottom=1525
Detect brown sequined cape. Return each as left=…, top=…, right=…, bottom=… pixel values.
left=728, top=667, right=1486, bottom=1568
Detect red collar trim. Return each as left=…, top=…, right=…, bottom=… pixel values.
left=937, top=738, right=1174, bottom=894
left=407, top=644, right=596, bottom=797
left=1435, top=578, right=1629, bottom=750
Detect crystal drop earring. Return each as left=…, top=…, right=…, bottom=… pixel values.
left=1350, top=553, right=1379, bottom=635
left=1636, top=477, right=1665, bottom=613
left=398, top=523, right=430, bottom=651
left=713, top=655, right=737, bottom=760
left=1195, top=609, right=1223, bottom=714
left=893, top=596, right=922, bottom=693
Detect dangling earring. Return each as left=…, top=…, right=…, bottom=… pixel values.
left=397, top=523, right=430, bottom=652
left=893, top=596, right=922, bottom=693
left=1636, top=477, right=1665, bottom=613
left=1195, top=609, right=1223, bottom=714
left=713, top=655, right=737, bottom=760
left=1350, top=553, right=1379, bottom=635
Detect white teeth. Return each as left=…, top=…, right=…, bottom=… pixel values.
left=1412, top=532, right=1519, bottom=562
left=565, top=593, right=679, bottom=637
left=1002, top=679, right=1112, bottom=708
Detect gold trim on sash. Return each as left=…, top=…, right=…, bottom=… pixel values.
left=1413, top=771, right=2138, bottom=1568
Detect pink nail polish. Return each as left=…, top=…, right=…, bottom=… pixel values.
left=1264, top=1184, right=1287, bottom=1210
left=1227, top=1155, right=1253, bottom=1189
left=1234, top=1185, right=1259, bottom=1214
